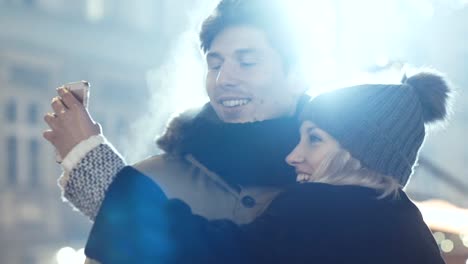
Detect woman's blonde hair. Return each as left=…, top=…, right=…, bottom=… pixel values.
left=310, top=148, right=402, bottom=199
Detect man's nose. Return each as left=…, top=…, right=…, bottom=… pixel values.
left=216, top=63, right=239, bottom=88
left=286, top=144, right=305, bottom=166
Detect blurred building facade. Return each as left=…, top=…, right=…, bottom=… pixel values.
left=0, top=0, right=197, bottom=263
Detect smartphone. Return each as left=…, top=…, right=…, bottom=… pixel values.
left=61, top=81, right=90, bottom=108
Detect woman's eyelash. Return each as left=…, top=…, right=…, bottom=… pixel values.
left=240, top=62, right=257, bottom=67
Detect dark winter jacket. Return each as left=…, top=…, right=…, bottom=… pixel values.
left=85, top=166, right=445, bottom=264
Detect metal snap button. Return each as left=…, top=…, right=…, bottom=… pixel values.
left=241, top=196, right=256, bottom=208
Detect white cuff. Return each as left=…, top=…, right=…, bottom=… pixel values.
left=61, top=135, right=106, bottom=172
left=58, top=135, right=106, bottom=190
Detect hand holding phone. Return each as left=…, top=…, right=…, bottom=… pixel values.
left=46, top=80, right=99, bottom=161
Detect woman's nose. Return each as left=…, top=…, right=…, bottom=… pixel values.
left=286, top=144, right=304, bottom=166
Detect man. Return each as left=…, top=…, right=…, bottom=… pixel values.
left=44, top=0, right=306, bottom=226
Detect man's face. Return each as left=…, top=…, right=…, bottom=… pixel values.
left=205, top=25, right=301, bottom=123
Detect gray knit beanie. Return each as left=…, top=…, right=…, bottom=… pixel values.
left=301, top=71, right=452, bottom=187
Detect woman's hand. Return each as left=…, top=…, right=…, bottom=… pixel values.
left=43, top=87, right=101, bottom=159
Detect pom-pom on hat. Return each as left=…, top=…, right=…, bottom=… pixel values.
left=301, top=70, right=452, bottom=186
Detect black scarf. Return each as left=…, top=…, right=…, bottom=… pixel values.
left=175, top=96, right=309, bottom=189
left=185, top=114, right=300, bottom=188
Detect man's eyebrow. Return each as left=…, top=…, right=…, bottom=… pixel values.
left=235, top=48, right=260, bottom=57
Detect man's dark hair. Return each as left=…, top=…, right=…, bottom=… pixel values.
left=199, top=0, right=299, bottom=70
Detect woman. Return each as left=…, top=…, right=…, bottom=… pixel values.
left=85, top=71, right=450, bottom=263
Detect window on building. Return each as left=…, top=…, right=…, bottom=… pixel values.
left=23, top=0, right=36, bottom=7
left=5, top=99, right=17, bottom=123
left=27, top=102, right=39, bottom=125
left=7, top=136, right=18, bottom=186
left=115, top=118, right=127, bottom=135
left=9, top=65, right=49, bottom=89
left=29, top=139, right=40, bottom=187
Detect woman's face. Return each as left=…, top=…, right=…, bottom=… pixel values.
left=286, top=121, right=341, bottom=182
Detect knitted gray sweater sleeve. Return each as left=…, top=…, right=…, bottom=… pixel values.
left=63, top=144, right=126, bottom=221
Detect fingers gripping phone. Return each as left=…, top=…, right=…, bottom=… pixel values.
left=54, top=80, right=90, bottom=162
left=61, top=80, right=90, bottom=108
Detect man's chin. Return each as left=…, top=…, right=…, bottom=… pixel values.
left=220, top=114, right=271, bottom=124
left=213, top=104, right=251, bottom=123
left=214, top=104, right=287, bottom=123
left=220, top=115, right=252, bottom=123
left=217, top=110, right=255, bottom=123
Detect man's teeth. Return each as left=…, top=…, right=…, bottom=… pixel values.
left=297, top=173, right=311, bottom=182
left=221, top=99, right=249, bottom=107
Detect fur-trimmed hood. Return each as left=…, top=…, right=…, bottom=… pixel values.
left=156, top=103, right=219, bottom=155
